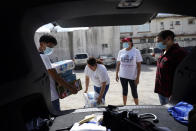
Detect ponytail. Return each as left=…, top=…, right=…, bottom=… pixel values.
left=96, top=59, right=103, bottom=64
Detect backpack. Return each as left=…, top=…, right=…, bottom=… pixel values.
left=101, top=105, right=170, bottom=131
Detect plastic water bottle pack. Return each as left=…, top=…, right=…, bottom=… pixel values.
left=83, top=92, right=105, bottom=108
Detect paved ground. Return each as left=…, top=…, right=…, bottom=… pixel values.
left=60, top=64, right=160, bottom=110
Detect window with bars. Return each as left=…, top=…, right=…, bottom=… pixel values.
left=148, top=38, right=154, bottom=43
left=102, top=43, right=108, bottom=48
left=184, top=38, right=190, bottom=41
left=140, top=39, right=146, bottom=43
left=160, top=22, right=164, bottom=30
left=188, top=19, right=195, bottom=24
left=175, top=21, right=180, bottom=25
left=170, top=21, right=174, bottom=29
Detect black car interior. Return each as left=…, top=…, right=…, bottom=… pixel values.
left=0, top=0, right=196, bottom=130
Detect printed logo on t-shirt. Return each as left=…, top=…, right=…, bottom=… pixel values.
left=94, top=74, right=99, bottom=80
left=121, top=54, right=134, bottom=63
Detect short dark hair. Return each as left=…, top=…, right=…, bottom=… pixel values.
left=39, top=34, right=57, bottom=45
left=158, top=30, right=175, bottom=40
left=87, top=57, right=103, bottom=66
left=87, top=57, right=97, bottom=66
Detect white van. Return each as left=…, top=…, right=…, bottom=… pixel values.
left=73, top=53, right=89, bottom=67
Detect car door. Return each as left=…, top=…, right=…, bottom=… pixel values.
left=141, top=48, right=147, bottom=63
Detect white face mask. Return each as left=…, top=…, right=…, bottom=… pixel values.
left=157, top=42, right=166, bottom=50
left=123, top=42, right=129, bottom=48
left=44, top=47, right=53, bottom=55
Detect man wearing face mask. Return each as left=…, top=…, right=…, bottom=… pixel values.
left=38, top=34, right=78, bottom=111
left=116, top=38, right=143, bottom=105
left=155, top=30, right=187, bottom=105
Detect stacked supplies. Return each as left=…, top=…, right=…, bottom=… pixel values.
left=56, top=78, right=82, bottom=99
left=51, top=60, right=82, bottom=99
left=51, top=60, right=75, bottom=73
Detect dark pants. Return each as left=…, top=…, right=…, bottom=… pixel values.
left=94, top=84, right=110, bottom=100
left=158, top=94, right=169, bottom=105
left=52, top=99, right=61, bottom=111
left=120, top=77, right=138, bottom=98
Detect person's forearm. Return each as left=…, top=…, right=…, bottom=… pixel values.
left=85, top=76, right=89, bottom=91
left=116, top=62, right=120, bottom=75
left=99, top=82, right=106, bottom=98
left=136, top=63, right=141, bottom=79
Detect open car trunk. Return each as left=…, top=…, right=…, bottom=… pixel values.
left=1, top=0, right=196, bottom=130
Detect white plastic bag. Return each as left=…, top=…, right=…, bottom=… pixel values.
left=70, top=114, right=106, bottom=131
left=83, top=92, right=105, bottom=108
left=70, top=123, right=106, bottom=131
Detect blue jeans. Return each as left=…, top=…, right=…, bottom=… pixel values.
left=52, top=99, right=61, bottom=111
left=94, top=84, right=109, bottom=100
left=158, top=94, right=169, bottom=105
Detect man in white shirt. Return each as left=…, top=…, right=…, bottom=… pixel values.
left=116, top=37, right=143, bottom=105
left=38, top=34, right=78, bottom=111
left=84, top=57, right=110, bottom=104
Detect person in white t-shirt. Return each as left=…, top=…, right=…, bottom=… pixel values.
left=38, top=34, right=78, bottom=111
left=116, top=37, right=143, bottom=105
left=84, top=57, right=110, bottom=104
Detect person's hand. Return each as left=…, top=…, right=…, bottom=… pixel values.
left=84, top=90, right=88, bottom=93
left=134, top=78, right=139, bottom=85
left=116, top=74, right=119, bottom=82
left=97, top=96, right=102, bottom=105
left=70, top=85, right=78, bottom=94
left=169, top=96, right=172, bottom=101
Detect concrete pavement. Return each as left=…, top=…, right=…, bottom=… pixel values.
left=60, top=64, right=160, bottom=110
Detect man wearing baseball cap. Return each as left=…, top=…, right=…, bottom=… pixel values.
left=116, top=37, right=143, bottom=105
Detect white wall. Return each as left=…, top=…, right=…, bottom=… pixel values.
left=34, top=26, right=120, bottom=62
left=73, top=30, right=87, bottom=55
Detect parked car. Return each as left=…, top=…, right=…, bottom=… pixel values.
left=141, top=47, right=162, bottom=65
left=98, top=55, right=116, bottom=67
left=73, top=53, right=89, bottom=68
left=182, top=46, right=195, bottom=54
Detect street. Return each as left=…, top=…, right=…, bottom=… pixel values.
left=60, top=64, right=160, bottom=110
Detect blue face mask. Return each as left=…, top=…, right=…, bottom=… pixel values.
left=44, top=47, right=53, bottom=55
left=157, top=42, right=166, bottom=50
left=123, top=42, right=129, bottom=48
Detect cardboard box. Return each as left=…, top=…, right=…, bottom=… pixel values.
left=59, top=72, right=76, bottom=82
left=56, top=79, right=82, bottom=99
left=60, top=70, right=73, bottom=77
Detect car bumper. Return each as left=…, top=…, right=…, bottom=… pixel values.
left=75, top=63, right=87, bottom=66
left=103, top=62, right=116, bottom=66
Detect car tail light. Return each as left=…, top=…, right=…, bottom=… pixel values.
left=152, top=53, right=155, bottom=57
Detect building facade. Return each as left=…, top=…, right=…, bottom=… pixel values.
left=120, top=14, right=196, bottom=50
